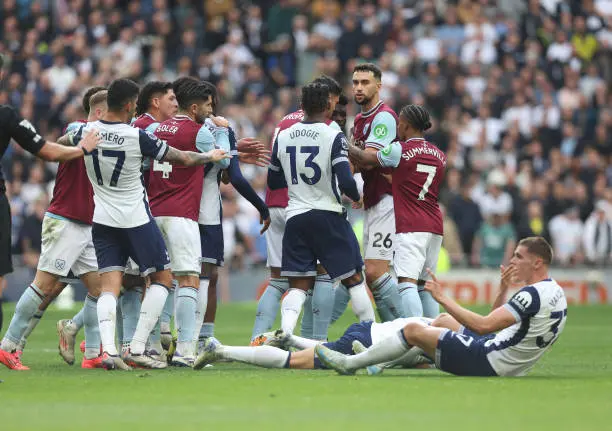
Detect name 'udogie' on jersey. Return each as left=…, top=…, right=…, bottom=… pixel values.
left=82, top=120, right=168, bottom=228
left=271, top=122, right=349, bottom=220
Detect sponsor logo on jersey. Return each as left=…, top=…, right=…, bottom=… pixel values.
left=381, top=145, right=392, bottom=156
left=373, top=124, right=388, bottom=139
left=512, top=291, right=532, bottom=311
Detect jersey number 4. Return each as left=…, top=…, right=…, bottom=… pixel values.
left=287, top=146, right=321, bottom=185
left=416, top=164, right=436, bottom=200
left=91, top=150, right=125, bottom=187
left=153, top=160, right=173, bottom=178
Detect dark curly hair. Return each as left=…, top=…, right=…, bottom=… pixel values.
left=301, top=82, right=330, bottom=117
left=400, top=104, right=432, bottom=132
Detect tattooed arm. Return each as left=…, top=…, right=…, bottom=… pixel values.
left=162, top=146, right=230, bottom=167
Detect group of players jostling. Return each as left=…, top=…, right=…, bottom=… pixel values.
left=0, top=63, right=568, bottom=377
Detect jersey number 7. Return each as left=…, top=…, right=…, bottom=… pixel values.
left=416, top=163, right=436, bottom=200
left=91, top=149, right=125, bottom=187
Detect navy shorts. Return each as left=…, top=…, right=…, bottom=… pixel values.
left=199, top=224, right=224, bottom=267
left=92, top=220, right=171, bottom=276
left=314, top=321, right=373, bottom=369
left=281, top=210, right=363, bottom=282
left=436, top=329, right=497, bottom=377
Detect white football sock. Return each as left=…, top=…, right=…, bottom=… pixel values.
left=193, top=278, right=209, bottom=344
left=382, top=347, right=426, bottom=369
left=130, top=283, right=169, bottom=355
left=347, top=282, right=376, bottom=322
left=97, top=292, right=118, bottom=356
left=345, top=331, right=410, bottom=370
left=220, top=345, right=290, bottom=368
left=287, top=334, right=320, bottom=350
left=280, top=289, right=307, bottom=335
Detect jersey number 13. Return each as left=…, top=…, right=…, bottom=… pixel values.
left=287, top=146, right=321, bottom=185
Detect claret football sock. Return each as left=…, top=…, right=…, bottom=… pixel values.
left=398, top=282, right=423, bottom=317
left=311, top=274, right=334, bottom=340
left=419, top=289, right=439, bottom=318
left=371, top=272, right=404, bottom=321
left=251, top=278, right=289, bottom=340
left=281, top=288, right=307, bottom=335
left=0, top=284, right=44, bottom=351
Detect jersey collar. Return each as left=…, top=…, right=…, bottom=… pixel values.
left=360, top=101, right=383, bottom=118
left=143, top=113, right=157, bottom=121
left=99, top=119, right=124, bottom=124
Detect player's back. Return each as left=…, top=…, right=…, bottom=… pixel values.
left=392, top=138, right=446, bottom=235
left=47, top=120, right=94, bottom=224
left=487, top=279, right=568, bottom=376
left=275, top=121, right=345, bottom=219
left=148, top=116, right=204, bottom=221
left=83, top=120, right=167, bottom=228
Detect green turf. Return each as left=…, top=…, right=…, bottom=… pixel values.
left=1, top=303, right=611, bottom=430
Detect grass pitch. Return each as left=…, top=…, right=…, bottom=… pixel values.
left=0, top=303, right=611, bottom=431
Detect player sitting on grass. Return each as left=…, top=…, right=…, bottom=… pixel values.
left=193, top=316, right=432, bottom=371
left=316, top=237, right=568, bottom=377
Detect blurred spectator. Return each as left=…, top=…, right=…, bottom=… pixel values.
left=549, top=207, right=585, bottom=266
left=582, top=201, right=612, bottom=265
left=449, top=182, right=482, bottom=256
left=18, top=193, right=48, bottom=274
left=471, top=209, right=516, bottom=268
left=441, top=205, right=465, bottom=265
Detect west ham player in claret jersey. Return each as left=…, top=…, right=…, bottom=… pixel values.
left=121, top=81, right=178, bottom=360
left=266, top=82, right=375, bottom=338
left=81, top=79, right=228, bottom=370
left=148, top=81, right=230, bottom=366
left=349, top=63, right=404, bottom=323
left=348, top=105, right=445, bottom=318
left=251, top=76, right=343, bottom=345
left=0, top=93, right=103, bottom=371
left=317, top=237, right=568, bottom=377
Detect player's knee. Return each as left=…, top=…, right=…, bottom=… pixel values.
left=33, top=271, right=60, bottom=295
left=341, top=271, right=363, bottom=287
left=432, top=313, right=452, bottom=328
left=402, top=322, right=426, bottom=345
left=149, top=270, right=173, bottom=289
left=364, top=261, right=387, bottom=285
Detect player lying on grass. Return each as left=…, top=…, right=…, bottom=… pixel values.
left=193, top=317, right=433, bottom=371
left=316, top=236, right=568, bottom=377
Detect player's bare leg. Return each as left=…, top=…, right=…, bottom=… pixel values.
left=0, top=269, right=62, bottom=369
left=281, top=276, right=314, bottom=335
left=316, top=321, right=441, bottom=375
left=340, top=272, right=376, bottom=322
left=172, top=273, right=200, bottom=366
left=251, top=266, right=289, bottom=344
left=397, top=276, right=423, bottom=317
left=431, top=313, right=461, bottom=332
left=365, top=258, right=403, bottom=321
left=125, top=269, right=171, bottom=369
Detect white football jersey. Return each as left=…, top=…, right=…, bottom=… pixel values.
left=486, top=278, right=568, bottom=376
left=370, top=317, right=432, bottom=345
left=82, top=120, right=168, bottom=228
left=271, top=122, right=349, bottom=220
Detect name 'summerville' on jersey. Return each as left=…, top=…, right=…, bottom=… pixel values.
left=289, top=129, right=320, bottom=140
left=99, top=131, right=125, bottom=145
left=401, top=143, right=446, bottom=165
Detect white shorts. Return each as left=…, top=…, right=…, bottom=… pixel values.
left=124, top=258, right=140, bottom=276
left=38, top=215, right=98, bottom=277
left=155, top=216, right=201, bottom=275
left=363, top=194, right=395, bottom=261
left=394, top=232, right=443, bottom=281
left=265, top=207, right=285, bottom=268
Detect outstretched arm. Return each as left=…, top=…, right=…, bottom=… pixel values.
left=163, top=146, right=230, bottom=167
left=424, top=269, right=517, bottom=335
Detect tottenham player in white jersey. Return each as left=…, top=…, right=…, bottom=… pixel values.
left=194, top=316, right=432, bottom=370
left=81, top=79, right=229, bottom=370
left=317, top=237, right=568, bottom=377
left=266, top=82, right=375, bottom=337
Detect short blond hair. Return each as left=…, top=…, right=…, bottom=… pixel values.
left=519, top=237, right=553, bottom=265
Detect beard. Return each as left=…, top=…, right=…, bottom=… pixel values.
left=354, top=93, right=372, bottom=106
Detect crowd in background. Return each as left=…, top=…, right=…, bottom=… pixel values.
left=1, top=0, right=612, bottom=273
